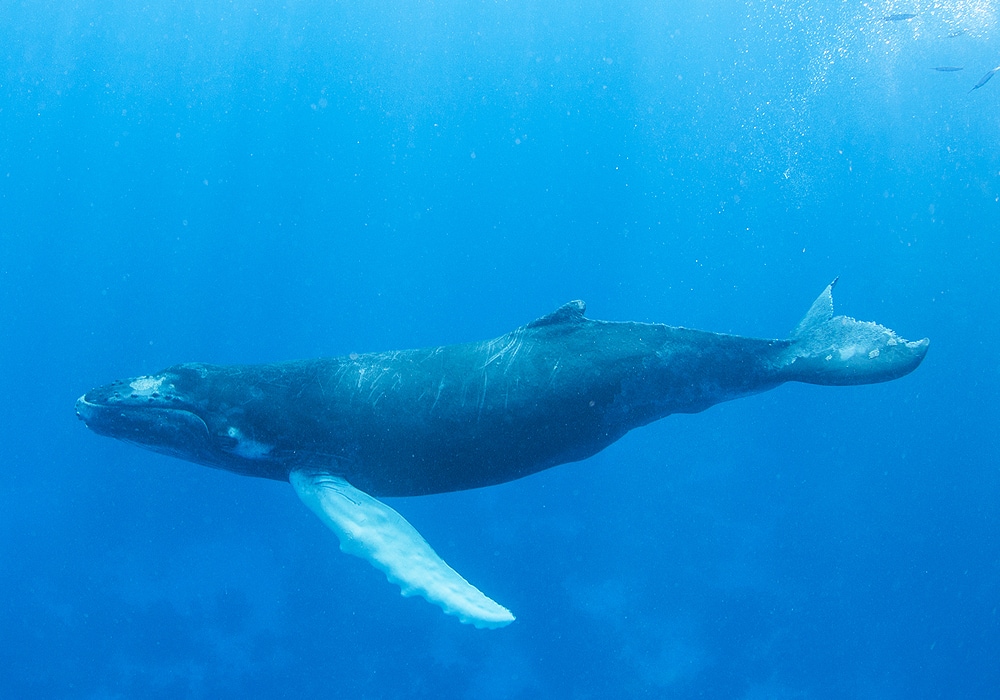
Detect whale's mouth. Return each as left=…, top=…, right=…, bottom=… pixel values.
left=76, top=393, right=212, bottom=454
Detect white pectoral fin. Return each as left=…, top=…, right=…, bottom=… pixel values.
left=289, top=469, right=515, bottom=629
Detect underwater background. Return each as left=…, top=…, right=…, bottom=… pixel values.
left=1, top=0, right=998, bottom=697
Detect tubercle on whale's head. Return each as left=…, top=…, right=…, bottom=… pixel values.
left=75, top=363, right=282, bottom=477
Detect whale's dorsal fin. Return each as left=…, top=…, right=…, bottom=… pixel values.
left=792, top=278, right=838, bottom=340
left=290, top=469, right=515, bottom=629
left=525, top=300, right=587, bottom=329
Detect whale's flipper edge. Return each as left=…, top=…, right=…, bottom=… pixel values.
left=290, top=469, right=515, bottom=629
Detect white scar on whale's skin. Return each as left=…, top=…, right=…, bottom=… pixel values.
left=129, top=376, right=165, bottom=395
left=226, top=426, right=273, bottom=460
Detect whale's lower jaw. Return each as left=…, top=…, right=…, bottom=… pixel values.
left=75, top=396, right=213, bottom=456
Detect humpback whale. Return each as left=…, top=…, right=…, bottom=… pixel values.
left=76, top=280, right=928, bottom=628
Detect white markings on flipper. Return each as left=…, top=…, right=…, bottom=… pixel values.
left=289, top=469, right=515, bottom=629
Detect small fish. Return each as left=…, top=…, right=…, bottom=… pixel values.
left=947, top=29, right=966, bottom=38
left=885, top=13, right=917, bottom=21
left=971, top=66, right=1000, bottom=92
left=933, top=66, right=964, bottom=72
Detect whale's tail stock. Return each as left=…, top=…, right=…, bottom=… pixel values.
left=780, top=278, right=929, bottom=386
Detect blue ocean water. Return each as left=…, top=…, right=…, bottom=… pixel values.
left=2, top=0, right=998, bottom=697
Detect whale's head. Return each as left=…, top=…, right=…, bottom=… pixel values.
left=76, top=363, right=288, bottom=480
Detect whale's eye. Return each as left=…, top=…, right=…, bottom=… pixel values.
left=217, top=428, right=240, bottom=448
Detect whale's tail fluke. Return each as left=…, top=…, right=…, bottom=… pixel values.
left=780, top=279, right=929, bottom=385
